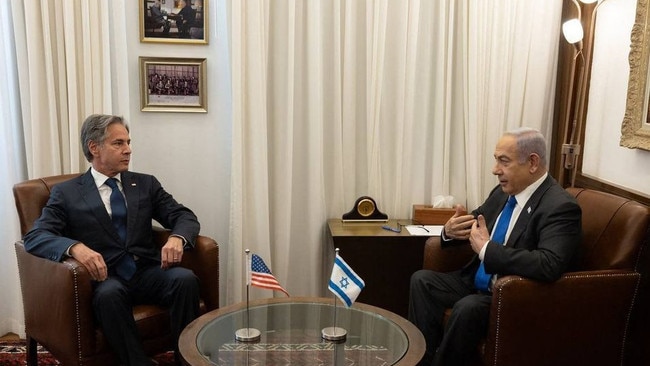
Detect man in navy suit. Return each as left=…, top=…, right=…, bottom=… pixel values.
left=150, top=0, right=171, bottom=35
left=24, top=114, right=201, bottom=366
left=408, top=127, right=582, bottom=366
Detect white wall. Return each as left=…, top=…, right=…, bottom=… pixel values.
left=583, top=0, right=650, bottom=195
left=119, top=0, right=232, bottom=248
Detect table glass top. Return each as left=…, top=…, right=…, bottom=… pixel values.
left=195, top=300, right=409, bottom=365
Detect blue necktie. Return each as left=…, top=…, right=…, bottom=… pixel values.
left=474, top=195, right=517, bottom=292
left=105, top=178, right=135, bottom=280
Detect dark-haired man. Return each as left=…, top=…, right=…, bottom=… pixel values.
left=24, top=114, right=200, bottom=365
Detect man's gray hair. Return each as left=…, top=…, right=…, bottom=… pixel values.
left=80, top=114, right=129, bottom=162
left=505, top=127, right=547, bottom=167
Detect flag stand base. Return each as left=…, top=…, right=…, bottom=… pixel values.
left=321, top=327, right=347, bottom=341
left=235, top=328, right=261, bottom=342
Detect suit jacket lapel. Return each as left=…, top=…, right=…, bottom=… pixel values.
left=78, top=170, right=122, bottom=243
left=121, top=171, right=140, bottom=245
left=506, top=175, right=554, bottom=246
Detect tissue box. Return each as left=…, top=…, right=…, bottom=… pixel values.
left=412, top=205, right=455, bottom=225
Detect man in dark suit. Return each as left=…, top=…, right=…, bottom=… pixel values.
left=408, top=127, right=582, bottom=366
left=174, top=0, right=196, bottom=38
left=150, top=0, right=171, bottom=35
left=24, top=114, right=201, bottom=366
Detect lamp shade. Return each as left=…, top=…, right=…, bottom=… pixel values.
left=562, top=19, right=584, bottom=44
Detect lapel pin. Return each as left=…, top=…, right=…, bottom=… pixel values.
left=131, top=183, right=137, bottom=186
left=527, top=207, right=532, bottom=214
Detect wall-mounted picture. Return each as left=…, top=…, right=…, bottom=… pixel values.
left=140, top=0, right=208, bottom=44
left=140, top=57, right=207, bottom=113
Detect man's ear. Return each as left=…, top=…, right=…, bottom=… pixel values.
left=88, top=141, right=100, bottom=157
left=528, top=153, right=541, bottom=173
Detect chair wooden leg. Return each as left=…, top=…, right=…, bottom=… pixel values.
left=26, top=335, right=38, bottom=366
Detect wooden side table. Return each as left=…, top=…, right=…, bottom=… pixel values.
left=327, top=219, right=432, bottom=317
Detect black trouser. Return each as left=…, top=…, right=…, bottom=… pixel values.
left=408, top=269, right=491, bottom=366
left=93, top=262, right=200, bottom=366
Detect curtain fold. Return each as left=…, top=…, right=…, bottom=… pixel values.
left=0, top=0, right=26, bottom=339
left=1, top=0, right=117, bottom=338
left=228, top=0, right=562, bottom=304
left=13, top=0, right=113, bottom=178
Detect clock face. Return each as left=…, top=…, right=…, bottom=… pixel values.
left=357, top=198, right=376, bottom=217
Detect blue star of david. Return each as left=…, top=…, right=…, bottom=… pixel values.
left=339, top=276, right=350, bottom=289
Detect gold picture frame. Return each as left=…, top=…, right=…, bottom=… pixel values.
left=140, top=0, right=208, bottom=44
left=139, top=57, right=207, bottom=113
left=621, top=0, right=650, bottom=150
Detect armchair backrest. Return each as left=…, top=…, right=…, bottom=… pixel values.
left=567, top=187, right=650, bottom=271
left=13, top=173, right=81, bottom=236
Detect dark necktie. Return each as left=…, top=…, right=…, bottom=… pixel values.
left=474, top=195, right=517, bottom=292
left=105, top=178, right=135, bottom=280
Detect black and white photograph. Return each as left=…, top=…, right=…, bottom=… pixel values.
left=140, top=57, right=207, bottom=112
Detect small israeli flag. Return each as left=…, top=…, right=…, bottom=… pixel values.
left=328, top=253, right=365, bottom=307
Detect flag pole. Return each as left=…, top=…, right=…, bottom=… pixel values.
left=235, top=249, right=261, bottom=342
left=322, top=248, right=347, bottom=341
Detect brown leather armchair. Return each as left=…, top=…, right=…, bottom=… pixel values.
left=13, top=174, right=220, bottom=366
left=422, top=187, right=650, bottom=366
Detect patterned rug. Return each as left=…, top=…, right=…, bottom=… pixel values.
left=0, top=340, right=394, bottom=365
left=0, top=340, right=176, bottom=365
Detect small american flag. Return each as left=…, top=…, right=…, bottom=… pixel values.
left=249, top=254, right=290, bottom=297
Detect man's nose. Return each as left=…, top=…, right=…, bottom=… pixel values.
left=492, top=164, right=500, bottom=175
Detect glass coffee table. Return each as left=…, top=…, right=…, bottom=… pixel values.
left=179, top=297, right=425, bottom=365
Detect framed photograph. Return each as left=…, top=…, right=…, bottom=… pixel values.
left=140, top=0, right=208, bottom=44
left=621, top=0, right=650, bottom=150
left=140, top=57, right=207, bottom=113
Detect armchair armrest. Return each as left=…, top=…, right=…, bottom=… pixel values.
left=152, top=227, right=220, bottom=311
left=182, top=235, right=219, bottom=311
left=14, top=241, right=97, bottom=358
left=422, top=236, right=474, bottom=272
left=484, top=270, right=640, bottom=366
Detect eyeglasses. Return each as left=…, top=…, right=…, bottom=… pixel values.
left=382, top=220, right=431, bottom=234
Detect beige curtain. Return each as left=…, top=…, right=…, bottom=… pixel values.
left=227, top=0, right=562, bottom=304
left=13, top=0, right=114, bottom=178
left=1, top=0, right=117, bottom=338
left=0, top=0, right=25, bottom=339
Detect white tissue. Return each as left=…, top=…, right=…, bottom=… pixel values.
left=432, top=195, right=454, bottom=208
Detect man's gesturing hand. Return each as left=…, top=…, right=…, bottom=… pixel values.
left=443, top=204, right=474, bottom=240
left=470, top=215, right=491, bottom=254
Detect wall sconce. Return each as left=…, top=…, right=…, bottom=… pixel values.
left=560, top=0, right=607, bottom=187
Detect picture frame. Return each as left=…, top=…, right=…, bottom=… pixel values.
left=621, top=0, right=650, bottom=150
left=140, top=0, right=208, bottom=44
left=139, top=57, right=207, bottom=113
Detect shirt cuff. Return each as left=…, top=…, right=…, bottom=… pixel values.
left=478, top=240, right=489, bottom=260
left=65, top=243, right=79, bottom=257
left=170, top=234, right=188, bottom=247
left=440, top=229, right=453, bottom=242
